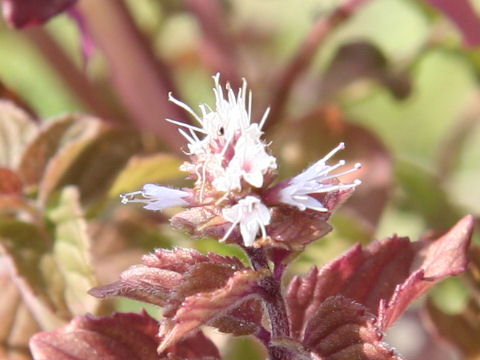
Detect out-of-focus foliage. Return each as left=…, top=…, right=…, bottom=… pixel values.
left=0, top=0, right=479, bottom=359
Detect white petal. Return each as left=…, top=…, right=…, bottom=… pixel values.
left=278, top=143, right=360, bottom=212
left=120, top=184, right=189, bottom=211
left=222, top=196, right=271, bottom=247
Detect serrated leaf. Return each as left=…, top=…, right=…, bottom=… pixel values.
left=286, top=215, right=474, bottom=339
left=29, top=311, right=159, bottom=360
left=0, top=100, right=37, bottom=169
left=90, top=247, right=245, bottom=313
left=1, top=0, right=77, bottom=28
left=303, top=296, right=403, bottom=360
left=158, top=269, right=267, bottom=352
left=46, top=186, right=99, bottom=316
left=109, top=153, right=184, bottom=197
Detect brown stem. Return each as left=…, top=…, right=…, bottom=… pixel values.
left=185, top=0, right=241, bottom=87
left=76, top=0, right=189, bottom=154
left=265, top=0, right=372, bottom=132
left=23, top=27, right=125, bottom=124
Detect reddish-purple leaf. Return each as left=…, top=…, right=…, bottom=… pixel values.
left=286, top=216, right=474, bottom=338
left=423, top=0, right=480, bottom=47
left=29, top=312, right=159, bottom=360
left=423, top=245, right=480, bottom=358
left=303, top=296, right=403, bottom=360
left=158, top=269, right=267, bottom=352
left=2, top=0, right=77, bottom=28
left=378, top=215, right=474, bottom=330
left=161, top=330, right=220, bottom=360
left=89, top=248, right=245, bottom=313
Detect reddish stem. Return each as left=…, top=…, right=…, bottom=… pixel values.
left=23, top=27, right=125, bottom=124
left=76, top=0, right=189, bottom=154
left=265, top=0, right=372, bottom=131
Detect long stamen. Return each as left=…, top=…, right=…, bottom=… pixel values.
left=168, top=93, right=203, bottom=124
left=166, top=118, right=207, bottom=134
left=321, top=142, right=345, bottom=163
left=120, top=191, right=146, bottom=204
left=259, top=107, right=270, bottom=130
left=318, top=163, right=362, bottom=182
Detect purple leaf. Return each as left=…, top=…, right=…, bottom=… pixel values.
left=29, top=312, right=159, bottom=360
left=89, top=248, right=246, bottom=313
left=158, top=269, right=267, bottom=352
left=303, top=296, right=403, bottom=359
left=2, top=0, right=77, bottom=28
left=286, top=215, right=474, bottom=338
left=161, top=330, right=220, bottom=360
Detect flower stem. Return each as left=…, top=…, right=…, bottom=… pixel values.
left=245, top=247, right=291, bottom=359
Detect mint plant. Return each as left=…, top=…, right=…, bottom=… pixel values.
left=28, top=76, right=474, bottom=360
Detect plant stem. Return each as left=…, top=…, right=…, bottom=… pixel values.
left=76, top=0, right=188, bottom=154
left=245, top=247, right=290, bottom=359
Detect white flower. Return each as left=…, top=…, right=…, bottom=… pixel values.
left=222, top=196, right=271, bottom=247
left=167, top=73, right=276, bottom=194
left=120, top=184, right=190, bottom=211
left=212, top=127, right=277, bottom=191
left=279, top=142, right=361, bottom=212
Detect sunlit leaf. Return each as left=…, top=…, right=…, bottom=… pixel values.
left=109, top=153, right=184, bottom=197
left=46, top=186, right=99, bottom=316
left=286, top=215, right=474, bottom=338
left=90, top=247, right=245, bottom=313
left=158, top=269, right=267, bottom=352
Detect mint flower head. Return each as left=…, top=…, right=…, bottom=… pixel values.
left=121, top=74, right=361, bottom=249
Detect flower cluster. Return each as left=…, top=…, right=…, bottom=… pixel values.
left=121, top=74, right=361, bottom=248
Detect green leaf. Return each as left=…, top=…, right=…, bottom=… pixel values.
left=109, top=153, right=183, bottom=197
left=0, top=220, right=67, bottom=330
left=46, top=186, right=99, bottom=317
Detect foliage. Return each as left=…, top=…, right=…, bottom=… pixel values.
left=0, top=0, right=479, bottom=359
